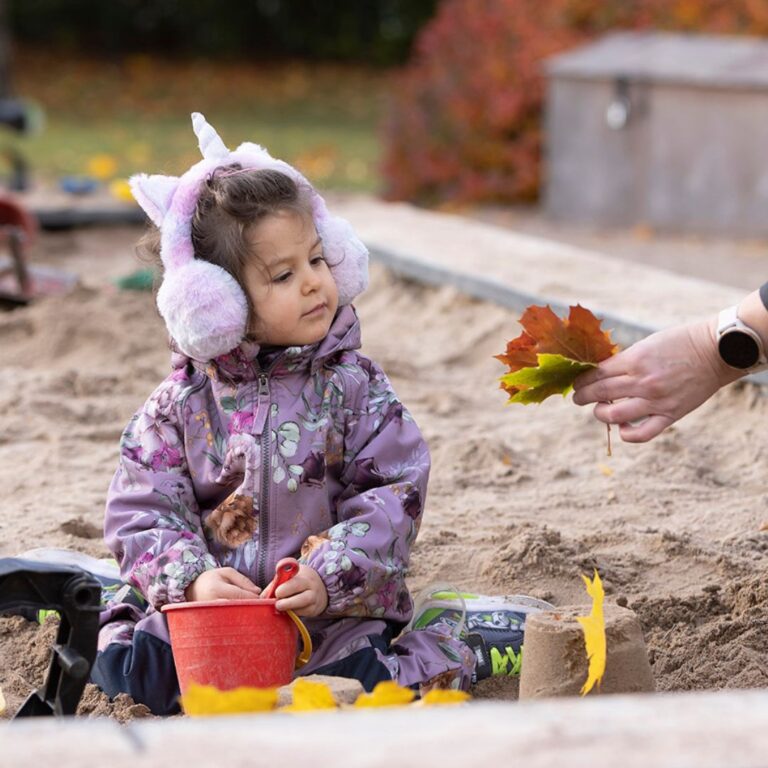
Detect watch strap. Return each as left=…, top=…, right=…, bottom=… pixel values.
left=717, top=305, right=768, bottom=369
left=760, top=282, right=768, bottom=312
left=717, top=305, right=739, bottom=333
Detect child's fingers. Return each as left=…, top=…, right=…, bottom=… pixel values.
left=220, top=568, right=262, bottom=595
left=275, top=589, right=317, bottom=614
left=216, top=583, right=264, bottom=600
left=273, top=572, right=314, bottom=599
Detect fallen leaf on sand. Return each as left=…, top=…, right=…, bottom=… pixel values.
left=180, top=683, right=278, bottom=716
left=354, top=680, right=415, bottom=708
left=281, top=679, right=337, bottom=712
left=577, top=570, right=607, bottom=696
left=418, top=689, right=471, bottom=706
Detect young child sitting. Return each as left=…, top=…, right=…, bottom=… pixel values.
left=91, top=114, right=547, bottom=714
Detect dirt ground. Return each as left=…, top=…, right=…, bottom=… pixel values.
left=1, top=216, right=767, bottom=719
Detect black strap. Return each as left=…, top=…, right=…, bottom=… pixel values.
left=760, top=282, right=768, bottom=311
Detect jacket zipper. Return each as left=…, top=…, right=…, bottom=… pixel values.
left=255, top=372, right=272, bottom=587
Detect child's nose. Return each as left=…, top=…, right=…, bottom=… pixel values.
left=302, top=267, right=321, bottom=292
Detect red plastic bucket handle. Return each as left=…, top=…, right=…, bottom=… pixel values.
left=285, top=609, right=312, bottom=667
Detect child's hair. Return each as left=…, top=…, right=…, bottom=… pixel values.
left=137, top=166, right=314, bottom=330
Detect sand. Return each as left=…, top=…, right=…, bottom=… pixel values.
left=1, top=223, right=767, bottom=719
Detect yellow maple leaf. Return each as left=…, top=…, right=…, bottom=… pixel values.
left=180, top=683, right=278, bottom=717
left=419, top=689, right=471, bottom=706
left=0, top=686, right=6, bottom=715
left=353, top=680, right=415, bottom=708
left=576, top=570, right=607, bottom=695
left=280, top=679, right=337, bottom=712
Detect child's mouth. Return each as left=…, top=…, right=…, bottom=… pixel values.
left=303, top=303, right=327, bottom=318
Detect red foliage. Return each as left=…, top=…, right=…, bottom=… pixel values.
left=382, top=0, right=768, bottom=205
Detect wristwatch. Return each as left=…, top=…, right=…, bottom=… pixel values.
left=716, top=305, right=768, bottom=370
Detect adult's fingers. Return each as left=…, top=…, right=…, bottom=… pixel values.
left=574, top=349, right=638, bottom=387
left=618, top=414, right=673, bottom=443
left=572, top=374, right=639, bottom=406
left=592, top=397, right=654, bottom=425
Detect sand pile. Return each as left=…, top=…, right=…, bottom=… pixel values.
left=1, top=225, right=767, bottom=718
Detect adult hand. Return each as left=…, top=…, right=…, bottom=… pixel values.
left=271, top=560, right=329, bottom=617
left=572, top=317, right=742, bottom=443
left=184, top=567, right=262, bottom=601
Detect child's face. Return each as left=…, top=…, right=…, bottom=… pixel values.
left=243, top=210, right=339, bottom=347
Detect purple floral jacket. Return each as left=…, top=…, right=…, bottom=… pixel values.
left=104, top=306, right=430, bottom=670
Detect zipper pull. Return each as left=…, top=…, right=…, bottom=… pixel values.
left=252, top=373, right=271, bottom=435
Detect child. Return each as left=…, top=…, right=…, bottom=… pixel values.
left=91, top=114, right=544, bottom=714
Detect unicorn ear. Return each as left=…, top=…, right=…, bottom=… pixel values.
left=192, top=112, right=229, bottom=161
left=129, top=173, right=179, bottom=226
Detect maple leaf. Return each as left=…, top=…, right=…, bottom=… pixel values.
left=280, top=679, right=337, bottom=712
left=500, top=353, right=596, bottom=404
left=418, top=689, right=471, bottom=706
left=496, top=305, right=618, bottom=403
left=180, top=683, right=278, bottom=717
left=0, top=685, right=5, bottom=716
left=353, top=680, right=416, bottom=708
left=576, top=570, right=607, bottom=696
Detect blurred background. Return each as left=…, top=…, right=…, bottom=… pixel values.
left=2, top=0, right=767, bottom=201
left=1, top=0, right=440, bottom=195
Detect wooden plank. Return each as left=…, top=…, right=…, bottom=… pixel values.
left=3, top=690, right=768, bottom=768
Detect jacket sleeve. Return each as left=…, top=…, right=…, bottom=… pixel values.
left=302, top=358, right=430, bottom=622
left=105, top=379, right=217, bottom=608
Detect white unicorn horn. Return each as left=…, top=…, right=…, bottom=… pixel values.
left=191, top=112, right=229, bottom=161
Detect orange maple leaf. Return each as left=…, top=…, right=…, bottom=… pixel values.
left=495, top=305, right=618, bottom=402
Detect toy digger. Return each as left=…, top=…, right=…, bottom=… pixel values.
left=0, top=558, right=100, bottom=717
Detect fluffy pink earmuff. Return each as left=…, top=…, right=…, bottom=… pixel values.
left=129, top=113, right=369, bottom=361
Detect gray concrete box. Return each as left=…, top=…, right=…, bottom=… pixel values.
left=544, top=31, right=768, bottom=235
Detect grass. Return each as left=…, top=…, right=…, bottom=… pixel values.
left=4, top=50, right=390, bottom=193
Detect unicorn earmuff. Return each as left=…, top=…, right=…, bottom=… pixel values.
left=129, top=113, right=369, bottom=361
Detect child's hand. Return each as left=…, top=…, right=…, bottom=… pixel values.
left=185, top=567, right=262, bottom=602
left=273, top=561, right=329, bottom=617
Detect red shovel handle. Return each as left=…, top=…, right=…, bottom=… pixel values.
left=261, top=559, right=299, bottom=600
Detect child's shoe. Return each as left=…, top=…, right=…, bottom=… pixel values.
left=410, top=586, right=554, bottom=683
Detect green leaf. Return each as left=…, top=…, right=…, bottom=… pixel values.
left=500, top=353, right=595, bottom=404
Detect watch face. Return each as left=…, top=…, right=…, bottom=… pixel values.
left=719, top=330, right=760, bottom=369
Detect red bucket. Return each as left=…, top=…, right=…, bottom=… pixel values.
left=162, top=599, right=311, bottom=693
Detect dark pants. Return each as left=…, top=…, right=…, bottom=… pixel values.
left=91, top=630, right=395, bottom=716
left=91, top=631, right=182, bottom=716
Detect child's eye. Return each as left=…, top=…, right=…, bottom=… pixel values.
left=273, top=271, right=292, bottom=284
left=310, top=253, right=326, bottom=266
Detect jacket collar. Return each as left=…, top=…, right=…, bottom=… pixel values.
left=171, top=305, right=361, bottom=384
